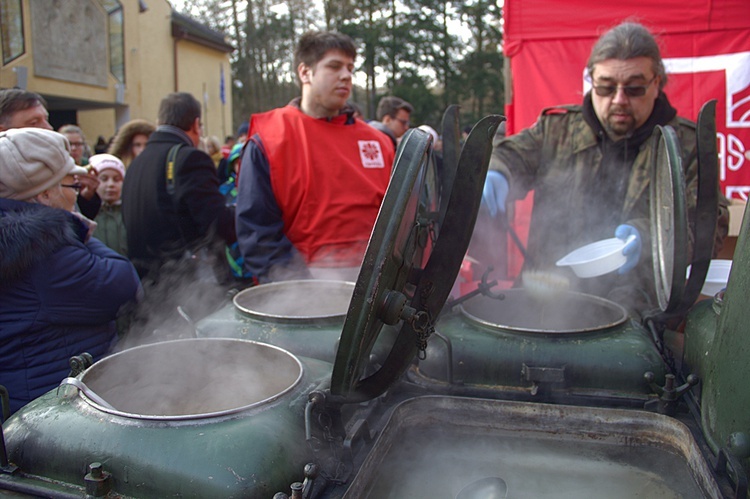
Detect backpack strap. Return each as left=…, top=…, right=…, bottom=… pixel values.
left=165, top=143, right=184, bottom=196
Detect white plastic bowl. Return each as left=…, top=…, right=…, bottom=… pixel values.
left=555, top=236, right=633, bottom=278
left=687, top=259, right=732, bottom=296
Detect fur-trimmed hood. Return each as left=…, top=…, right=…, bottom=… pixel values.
left=0, top=198, right=87, bottom=283
left=108, top=119, right=156, bottom=167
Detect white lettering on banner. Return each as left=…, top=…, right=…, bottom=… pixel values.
left=663, top=52, right=750, bottom=128
left=717, top=132, right=748, bottom=181
left=726, top=186, right=750, bottom=201
left=358, top=141, right=385, bottom=168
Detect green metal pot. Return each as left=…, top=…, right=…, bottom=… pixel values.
left=196, top=280, right=355, bottom=363
left=196, top=279, right=399, bottom=365
left=1, top=338, right=331, bottom=497
left=414, top=289, right=666, bottom=401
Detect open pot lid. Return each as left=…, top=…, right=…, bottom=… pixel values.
left=330, top=115, right=503, bottom=404
left=650, top=124, right=688, bottom=314
left=650, top=100, right=719, bottom=318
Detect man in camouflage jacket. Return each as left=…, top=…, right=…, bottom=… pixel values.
left=484, top=22, right=728, bottom=316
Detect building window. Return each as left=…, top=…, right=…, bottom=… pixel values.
left=0, top=0, right=25, bottom=65
left=98, top=0, right=124, bottom=83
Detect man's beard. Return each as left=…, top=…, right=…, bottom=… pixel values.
left=605, top=108, right=636, bottom=139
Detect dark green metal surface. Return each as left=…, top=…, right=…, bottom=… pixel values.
left=439, top=104, right=460, bottom=224
left=699, top=199, right=750, bottom=475
left=683, top=297, right=721, bottom=382
left=417, top=297, right=666, bottom=400
left=677, top=100, right=720, bottom=314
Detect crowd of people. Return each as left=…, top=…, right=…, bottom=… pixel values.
left=0, top=22, right=728, bottom=414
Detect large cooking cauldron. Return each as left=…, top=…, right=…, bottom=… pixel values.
left=234, top=279, right=355, bottom=323
left=74, top=337, right=303, bottom=418
left=196, top=280, right=354, bottom=363
left=2, top=338, right=332, bottom=497
left=196, top=279, right=398, bottom=364
left=413, top=289, right=666, bottom=401
left=461, top=288, right=628, bottom=333
left=343, top=396, right=722, bottom=498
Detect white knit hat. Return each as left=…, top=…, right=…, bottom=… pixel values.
left=0, top=128, right=88, bottom=201
left=88, top=153, right=126, bottom=178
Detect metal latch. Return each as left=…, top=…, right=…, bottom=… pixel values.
left=522, top=364, right=566, bottom=395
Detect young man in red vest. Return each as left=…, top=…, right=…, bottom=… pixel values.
left=236, top=31, right=395, bottom=283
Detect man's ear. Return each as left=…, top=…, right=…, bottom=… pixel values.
left=298, top=62, right=312, bottom=84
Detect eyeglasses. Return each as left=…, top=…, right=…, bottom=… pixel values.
left=68, top=142, right=85, bottom=148
left=396, top=118, right=410, bottom=127
left=592, top=76, right=657, bottom=98
left=61, top=182, right=82, bottom=194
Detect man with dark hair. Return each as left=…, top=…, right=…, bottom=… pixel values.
left=122, top=92, right=236, bottom=283
left=236, top=31, right=395, bottom=283
left=481, top=21, right=728, bottom=316
left=0, top=88, right=52, bottom=131
left=370, top=95, right=414, bottom=148
left=0, top=88, right=102, bottom=219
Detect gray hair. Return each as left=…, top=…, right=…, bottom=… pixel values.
left=587, top=22, right=667, bottom=90
left=58, top=124, right=86, bottom=141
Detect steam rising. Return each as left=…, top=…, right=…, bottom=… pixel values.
left=117, top=257, right=236, bottom=351
left=521, top=269, right=571, bottom=298
left=460, top=289, right=627, bottom=333
left=82, top=339, right=301, bottom=417
left=360, top=427, right=700, bottom=498
left=234, top=280, right=355, bottom=319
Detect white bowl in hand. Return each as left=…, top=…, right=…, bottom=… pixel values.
left=555, top=236, right=635, bottom=278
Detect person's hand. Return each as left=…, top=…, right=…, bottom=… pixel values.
left=615, top=224, right=641, bottom=274
left=69, top=211, right=98, bottom=243
left=482, top=171, right=509, bottom=217
left=77, top=169, right=100, bottom=201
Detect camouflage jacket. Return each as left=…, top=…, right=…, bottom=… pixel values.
left=489, top=104, right=725, bottom=316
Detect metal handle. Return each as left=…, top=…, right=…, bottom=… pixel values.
left=58, top=378, right=116, bottom=410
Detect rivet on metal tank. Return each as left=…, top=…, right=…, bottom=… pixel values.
left=84, top=462, right=112, bottom=497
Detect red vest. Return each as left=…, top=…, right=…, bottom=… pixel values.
left=251, top=106, right=395, bottom=267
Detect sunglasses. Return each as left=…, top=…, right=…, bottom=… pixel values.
left=61, top=182, right=82, bottom=194
left=592, top=76, right=656, bottom=98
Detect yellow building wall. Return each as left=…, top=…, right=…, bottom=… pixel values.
left=129, top=0, right=176, bottom=122
left=175, top=39, right=233, bottom=141
left=0, top=0, right=232, bottom=151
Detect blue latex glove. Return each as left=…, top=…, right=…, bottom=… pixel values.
left=482, top=171, right=509, bottom=217
left=615, top=224, right=642, bottom=274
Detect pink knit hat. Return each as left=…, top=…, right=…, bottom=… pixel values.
left=88, top=153, right=126, bottom=178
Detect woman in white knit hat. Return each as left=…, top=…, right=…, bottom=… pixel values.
left=0, top=128, right=140, bottom=415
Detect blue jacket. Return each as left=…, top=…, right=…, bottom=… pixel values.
left=0, top=198, right=141, bottom=414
